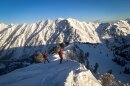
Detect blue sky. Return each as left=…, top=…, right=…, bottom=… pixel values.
left=0, top=0, right=130, bottom=24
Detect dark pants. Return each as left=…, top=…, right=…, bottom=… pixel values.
left=44, top=59, right=49, bottom=64
left=60, top=57, right=63, bottom=64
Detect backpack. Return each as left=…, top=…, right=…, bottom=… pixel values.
left=43, top=53, right=48, bottom=59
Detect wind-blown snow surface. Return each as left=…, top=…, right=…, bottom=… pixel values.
left=0, top=57, right=101, bottom=86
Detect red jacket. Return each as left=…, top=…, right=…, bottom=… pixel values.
left=58, top=50, right=64, bottom=58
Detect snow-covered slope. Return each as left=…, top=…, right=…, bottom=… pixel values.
left=0, top=23, right=7, bottom=29
left=0, top=57, right=101, bottom=86
left=0, top=18, right=130, bottom=59
left=64, top=43, right=130, bottom=84
left=97, top=20, right=130, bottom=46
left=0, top=18, right=99, bottom=49
left=79, top=43, right=130, bottom=83
left=0, top=17, right=130, bottom=85
left=0, top=18, right=100, bottom=59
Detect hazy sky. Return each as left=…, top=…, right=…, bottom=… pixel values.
left=0, top=0, right=130, bottom=24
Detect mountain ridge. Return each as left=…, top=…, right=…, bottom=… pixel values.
left=0, top=18, right=130, bottom=59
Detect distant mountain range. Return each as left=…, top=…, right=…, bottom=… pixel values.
left=0, top=18, right=130, bottom=59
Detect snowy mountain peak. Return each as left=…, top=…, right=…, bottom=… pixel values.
left=125, top=18, right=130, bottom=25
left=56, top=18, right=65, bottom=21
left=125, top=18, right=130, bottom=21
left=0, top=23, right=7, bottom=29
left=0, top=18, right=130, bottom=59
left=67, top=18, right=79, bottom=22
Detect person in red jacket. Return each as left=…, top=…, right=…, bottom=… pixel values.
left=43, top=51, right=49, bottom=64
left=58, top=49, right=64, bottom=64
